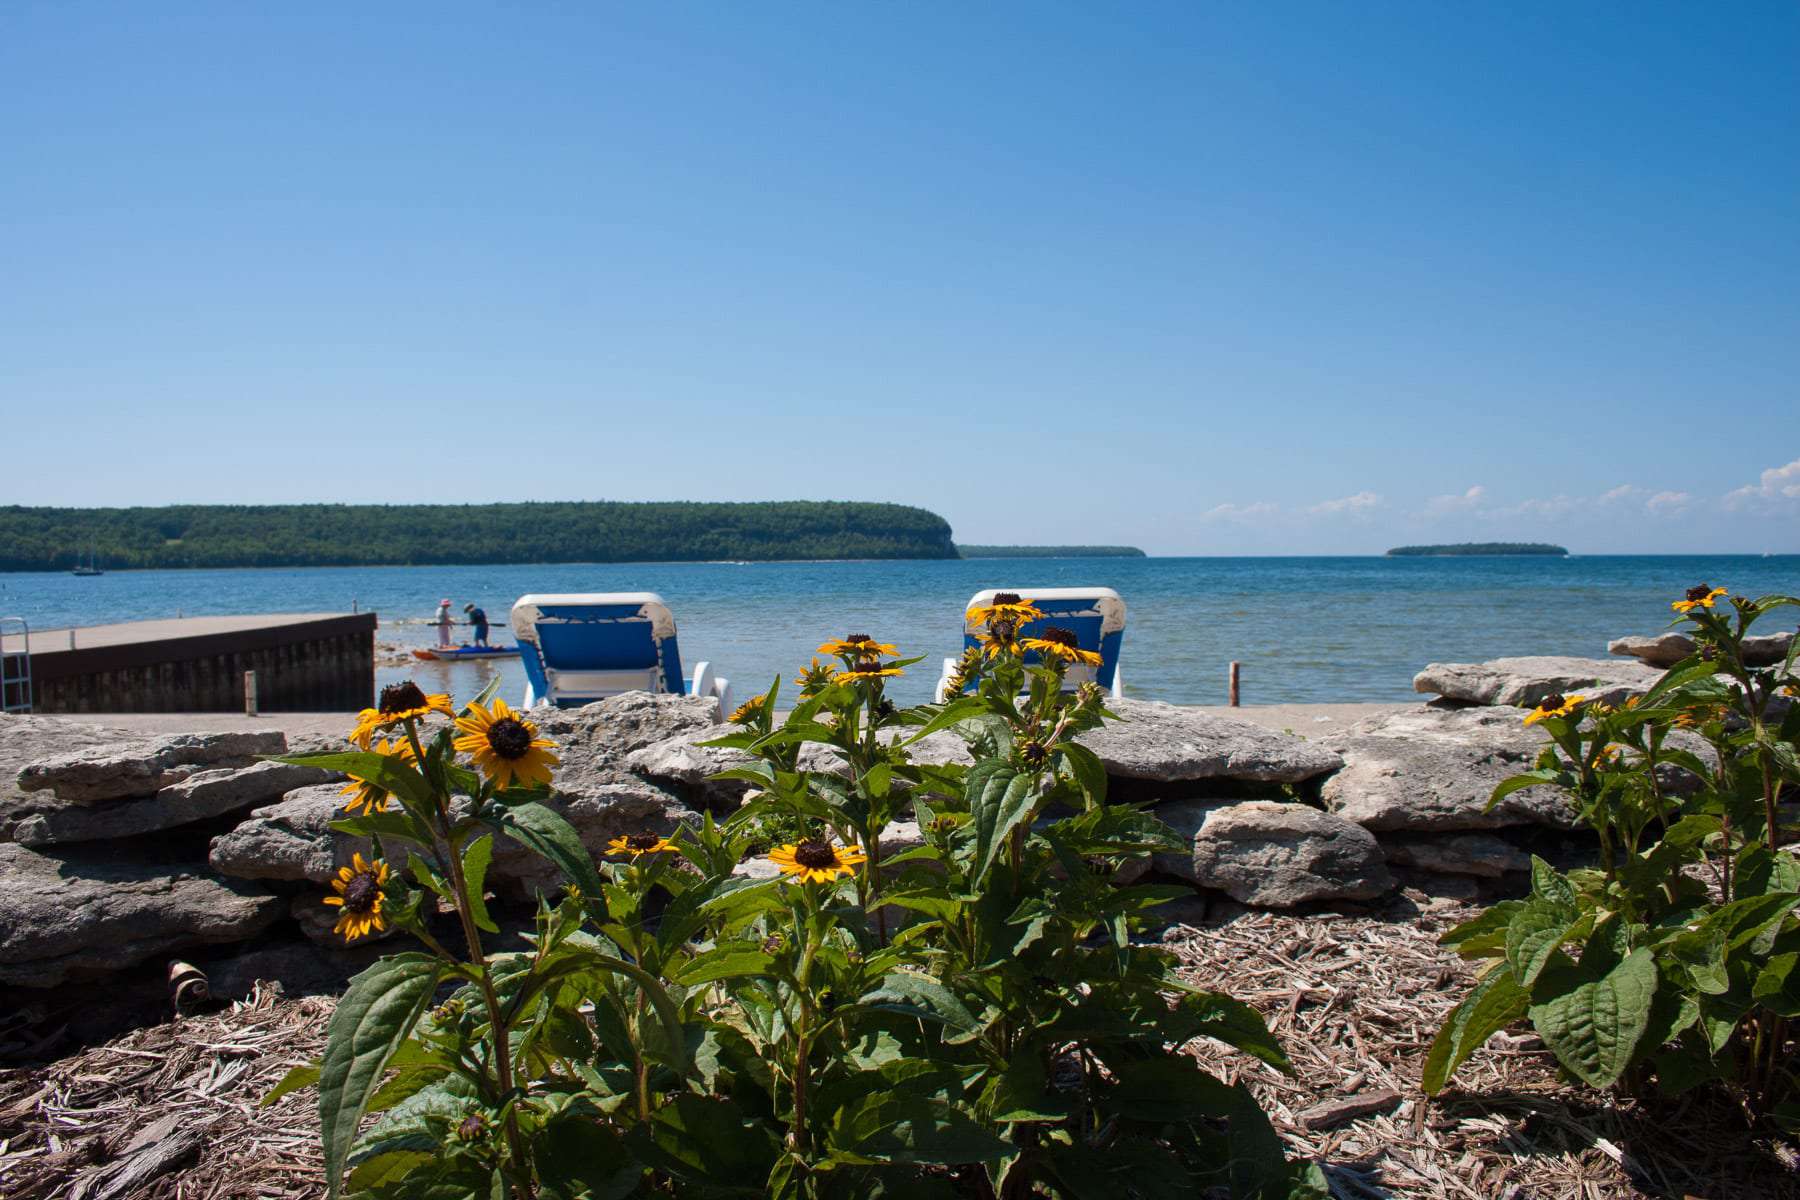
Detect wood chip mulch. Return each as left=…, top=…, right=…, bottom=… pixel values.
left=3, top=895, right=1799, bottom=1199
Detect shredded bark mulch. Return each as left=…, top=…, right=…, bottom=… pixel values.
left=3, top=894, right=1798, bottom=1199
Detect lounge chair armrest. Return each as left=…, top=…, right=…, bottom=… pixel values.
left=937, top=656, right=960, bottom=703
left=1110, top=665, right=1124, bottom=700
left=687, top=662, right=731, bottom=721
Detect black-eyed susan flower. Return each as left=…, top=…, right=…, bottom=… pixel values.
left=453, top=698, right=558, bottom=789
left=323, top=852, right=390, bottom=941
left=1523, top=693, right=1583, bottom=727
left=729, top=693, right=769, bottom=726
left=606, top=833, right=675, bottom=858
left=834, top=660, right=904, bottom=683
left=795, top=657, right=835, bottom=695
left=818, top=634, right=899, bottom=659
left=1018, top=739, right=1050, bottom=768
left=350, top=680, right=454, bottom=748
left=966, top=592, right=1045, bottom=628
left=1672, top=585, right=1727, bottom=614
left=1021, top=626, right=1103, bottom=669
left=338, top=737, right=416, bottom=816
left=767, top=838, right=867, bottom=884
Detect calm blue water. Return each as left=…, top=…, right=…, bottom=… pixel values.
left=1, top=557, right=1795, bottom=707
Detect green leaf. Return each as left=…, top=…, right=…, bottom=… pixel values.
left=1439, top=901, right=1524, bottom=959
left=829, top=1093, right=1012, bottom=1166
left=536, top=1118, right=642, bottom=1200
left=1486, top=771, right=1561, bottom=814
left=969, top=764, right=1036, bottom=886
left=317, top=952, right=442, bottom=1198
left=330, top=810, right=434, bottom=845
left=1528, top=947, right=1657, bottom=1088
left=1528, top=857, right=1578, bottom=908
left=857, top=971, right=978, bottom=1033
left=1753, top=952, right=1800, bottom=1016
left=899, top=696, right=990, bottom=745
left=1422, top=965, right=1528, bottom=1094
left=1176, top=989, right=1292, bottom=1073
left=345, top=1149, right=434, bottom=1191
left=260, top=1061, right=320, bottom=1106
left=460, top=834, right=499, bottom=934
left=492, top=801, right=604, bottom=899
left=983, top=1054, right=1074, bottom=1122
left=670, top=947, right=778, bottom=986
left=278, top=751, right=434, bottom=809
left=624, top=1094, right=778, bottom=1193
left=1058, top=742, right=1108, bottom=805
left=1506, top=901, right=1593, bottom=989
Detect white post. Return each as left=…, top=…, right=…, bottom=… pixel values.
left=68, top=629, right=76, bottom=650
left=244, top=670, right=259, bottom=716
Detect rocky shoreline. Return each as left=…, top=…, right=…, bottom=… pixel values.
left=2, top=652, right=1686, bottom=1057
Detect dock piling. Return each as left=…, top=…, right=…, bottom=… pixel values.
left=1229, top=661, right=1241, bottom=707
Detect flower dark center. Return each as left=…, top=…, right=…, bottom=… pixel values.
left=343, top=871, right=381, bottom=913
left=845, top=633, right=872, bottom=645
left=626, top=834, right=662, bottom=850
left=1687, top=584, right=1713, bottom=602
left=378, top=681, right=428, bottom=715
left=1040, top=626, right=1080, bottom=648
left=457, top=1114, right=486, bottom=1141
left=1539, top=693, right=1565, bottom=711
left=991, top=592, right=1021, bottom=606
left=1021, top=740, right=1048, bottom=766
left=793, top=839, right=840, bottom=869
left=486, top=717, right=534, bottom=759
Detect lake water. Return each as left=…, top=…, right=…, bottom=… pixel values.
left=2, top=556, right=1795, bottom=707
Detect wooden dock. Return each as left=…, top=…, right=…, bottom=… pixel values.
left=1, top=612, right=376, bottom=714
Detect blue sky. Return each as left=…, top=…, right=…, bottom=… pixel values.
left=3, top=2, right=1795, bottom=554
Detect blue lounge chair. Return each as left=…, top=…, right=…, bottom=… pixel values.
left=511, top=592, right=731, bottom=715
left=938, top=587, right=1127, bottom=700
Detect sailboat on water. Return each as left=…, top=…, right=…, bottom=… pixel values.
left=70, top=548, right=103, bottom=577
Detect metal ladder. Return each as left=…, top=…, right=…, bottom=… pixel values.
left=1, top=617, right=31, bottom=713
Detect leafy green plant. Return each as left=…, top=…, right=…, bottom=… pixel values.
left=270, top=606, right=1323, bottom=1198
left=1425, top=587, right=1800, bottom=1129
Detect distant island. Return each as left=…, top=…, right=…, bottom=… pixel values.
left=0, top=502, right=958, bottom=571
left=1386, top=542, right=1569, bottom=557
left=957, top=545, right=1147, bottom=558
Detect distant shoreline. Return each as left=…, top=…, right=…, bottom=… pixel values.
left=1386, top=542, right=1569, bottom=557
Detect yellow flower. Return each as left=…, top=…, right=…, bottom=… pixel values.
left=834, top=662, right=904, bottom=683
left=729, top=694, right=769, bottom=725
left=453, top=698, right=559, bottom=789
left=766, top=838, right=867, bottom=884
left=966, top=593, right=1045, bottom=627
left=323, top=853, right=390, bottom=941
left=350, top=681, right=454, bottom=748
left=606, top=834, right=675, bottom=858
left=1672, top=585, right=1728, bottom=614
left=1021, top=626, right=1103, bottom=668
left=795, top=658, right=835, bottom=695
left=818, top=634, right=899, bottom=659
left=338, top=737, right=416, bottom=816
left=1523, top=693, right=1583, bottom=727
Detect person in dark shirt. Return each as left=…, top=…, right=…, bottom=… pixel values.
left=463, top=603, right=490, bottom=647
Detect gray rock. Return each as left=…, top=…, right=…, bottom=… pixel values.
left=13, top=760, right=340, bottom=847
left=1152, top=799, right=1392, bottom=908
left=208, top=784, right=397, bottom=884
left=0, top=841, right=284, bottom=988
left=0, top=715, right=138, bottom=841
left=1319, top=705, right=1574, bottom=832
left=1412, top=656, right=1662, bottom=709
left=1381, top=833, right=1529, bottom=878
left=1609, top=631, right=1792, bottom=669
left=623, top=733, right=755, bottom=808
left=1078, top=699, right=1343, bottom=784
left=17, top=730, right=288, bottom=804
left=206, top=937, right=387, bottom=1001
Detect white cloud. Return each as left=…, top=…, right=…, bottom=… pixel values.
left=1598, top=484, right=1646, bottom=505
left=1724, top=458, right=1800, bottom=511
left=1425, top=485, right=1486, bottom=515
left=1307, top=490, right=1383, bottom=516
left=1492, top=494, right=1577, bottom=519
left=1646, top=490, right=1692, bottom=515
left=1200, top=501, right=1279, bottom=522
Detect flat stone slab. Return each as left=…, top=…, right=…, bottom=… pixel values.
left=1, top=715, right=138, bottom=842
left=17, top=730, right=288, bottom=804
left=1153, top=799, right=1392, bottom=908
left=1610, top=631, right=1791, bottom=669
left=13, top=760, right=340, bottom=847
left=1412, top=656, right=1662, bottom=709
left=1078, top=699, right=1343, bottom=784
left=0, top=841, right=284, bottom=988
left=1319, top=705, right=1574, bottom=832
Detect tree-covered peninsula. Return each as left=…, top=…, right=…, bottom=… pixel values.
left=0, top=502, right=958, bottom=571
left=956, top=545, right=1147, bottom=558
left=1386, top=542, right=1569, bottom=557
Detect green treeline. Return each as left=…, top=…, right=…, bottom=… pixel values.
left=956, top=545, right=1147, bottom=558
left=1386, top=542, right=1569, bottom=557
left=0, top=502, right=959, bottom=571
